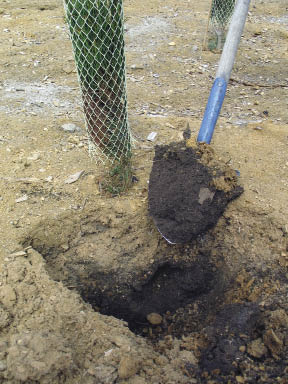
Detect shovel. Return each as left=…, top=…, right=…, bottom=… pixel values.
left=148, top=0, right=251, bottom=244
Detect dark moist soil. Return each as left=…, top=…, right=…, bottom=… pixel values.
left=148, top=141, right=243, bottom=244
left=81, top=257, right=219, bottom=334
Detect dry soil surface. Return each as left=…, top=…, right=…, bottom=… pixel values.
left=0, top=0, right=288, bottom=383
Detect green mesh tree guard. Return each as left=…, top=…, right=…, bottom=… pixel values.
left=204, top=0, right=236, bottom=51
left=64, top=0, right=131, bottom=163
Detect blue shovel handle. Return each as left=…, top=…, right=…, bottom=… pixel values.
left=197, top=77, right=227, bottom=144
left=197, top=0, right=251, bottom=144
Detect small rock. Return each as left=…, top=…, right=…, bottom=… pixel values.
left=130, top=64, right=144, bottom=70
left=61, top=244, right=69, bottom=251
left=146, top=313, right=162, bottom=325
left=62, top=65, right=74, bottom=74
left=27, top=152, right=40, bottom=161
left=263, top=329, right=283, bottom=358
left=64, top=170, right=84, bottom=184
left=9, top=251, right=26, bottom=257
left=198, top=188, right=215, bottom=205
left=0, top=285, right=16, bottom=308
left=178, top=350, right=197, bottom=365
left=104, top=349, right=113, bottom=357
left=15, top=195, right=28, bottom=203
left=147, top=132, right=157, bottom=142
left=61, top=123, right=81, bottom=133
left=0, top=360, right=7, bottom=371
left=112, top=335, right=131, bottom=349
left=68, top=135, right=80, bottom=144
left=118, top=356, right=140, bottom=379
left=236, top=376, right=245, bottom=383
left=0, top=306, right=10, bottom=329
left=89, top=365, right=117, bottom=382
left=247, top=338, right=267, bottom=359
left=128, top=376, right=147, bottom=384
left=168, top=41, right=176, bottom=46
left=269, top=309, right=288, bottom=328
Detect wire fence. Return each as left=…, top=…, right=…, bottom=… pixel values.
left=64, top=0, right=132, bottom=163
left=204, top=0, right=236, bottom=51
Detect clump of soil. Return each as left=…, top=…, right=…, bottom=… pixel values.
left=148, top=141, right=243, bottom=243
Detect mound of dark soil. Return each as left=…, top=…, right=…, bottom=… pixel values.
left=148, top=142, right=243, bottom=243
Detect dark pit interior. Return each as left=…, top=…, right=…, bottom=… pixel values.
left=80, top=259, right=220, bottom=334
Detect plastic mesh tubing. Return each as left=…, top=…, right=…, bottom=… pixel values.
left=64, top=0, right=132, bottom=163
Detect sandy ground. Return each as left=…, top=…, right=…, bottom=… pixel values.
left=0, top=0, right=288, bottom=383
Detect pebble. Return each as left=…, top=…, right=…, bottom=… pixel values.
left=128, top=377, right=147, bottom=384
left=269, top=309, right=288, bottom=328
left=247, top=338, right=267, bottom=358
left=27, top=152, right=40, bottom=161
left=130, top=64, right=144, bottom=70
left=112, top=335, right=131, bottom=349
left=15, top=195, right=28, bottom=203
left=62, top=65, right=74, bottom=74
left=9, top=250, right=26, bottom=257
left=263, top=329, right=283, bottom=357
left=0, top=285, right=16, bottom=308
left=146, top=313, right=163, bottom=325
left=64, top=170, right=84, bottom=184
left=0, top=361, right=7, bottom=372
left=61, top=123, right=81, bottom=133
left=104, top=348, right=113, bottom=357
left=198, top=188, right=215, bottom=205
left=147, top=132, right=157, bottom=141
left=118, top=356, right=140, bottom=379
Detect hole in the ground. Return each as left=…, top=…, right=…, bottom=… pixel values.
left=21, top=209, right=229, bottom=337
left=21, top=204, right=288, bottom=379
left=81, top=259, right=218, bottom=334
